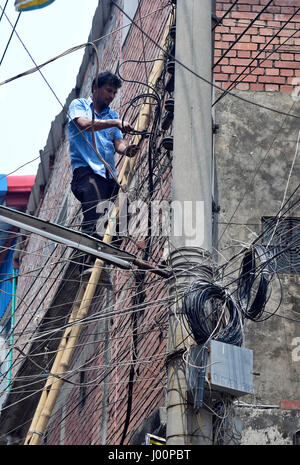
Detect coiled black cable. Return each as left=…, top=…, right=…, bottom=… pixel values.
left=237, top=244, right=278, bottom=321
left=182, top=280, right=243, bottom=347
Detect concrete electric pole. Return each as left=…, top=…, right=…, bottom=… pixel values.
left=166, top=0, right=214, bottom=445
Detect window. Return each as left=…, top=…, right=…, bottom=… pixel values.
left=262, top=217, right=300, bottom=274
left=293, top=430, right=300, bottom=445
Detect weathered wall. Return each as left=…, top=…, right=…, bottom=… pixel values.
left=235, top=406, right=300, bottom=444
left=214, top=89, right=300, bottom=443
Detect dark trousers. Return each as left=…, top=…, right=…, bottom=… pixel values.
left=71, top=166, right=118, bottom=238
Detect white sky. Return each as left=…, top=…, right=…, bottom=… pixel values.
left=0, top=0, right=99, bottom=176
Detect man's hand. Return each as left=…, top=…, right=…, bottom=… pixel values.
left=124, top=144, right=139, bottom=158
left=116, top=119, right=134, bottom=133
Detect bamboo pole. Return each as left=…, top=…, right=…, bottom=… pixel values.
left=24, top=13, right=172, bottom=445
left=24, top=284, right=86, bottom=444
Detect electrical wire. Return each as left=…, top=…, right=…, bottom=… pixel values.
left=212, top=0, right=239, bottom=31
left=0, top=12, right=21, bottom=67
left=182, top=279, right=244, bottom=347
left=236, top=244, right=278, bottom=322
left=0, top=1, right=299, bottom=122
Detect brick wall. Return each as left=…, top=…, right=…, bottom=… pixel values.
left=214, top=0, right=300, bottom=92
left=44, top=0, right=173, bottom=445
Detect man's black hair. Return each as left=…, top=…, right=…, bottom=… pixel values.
left=92, top=71, right=122, bottom=90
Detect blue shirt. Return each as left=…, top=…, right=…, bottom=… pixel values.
left=67, top=97, right=123, bottom=178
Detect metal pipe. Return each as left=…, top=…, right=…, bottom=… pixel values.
left=0, top=214, right=132, bottom=269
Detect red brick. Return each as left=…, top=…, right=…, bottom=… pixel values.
left=222, top=34, right=236, bottom=42
left=275, top=60, right=300, bottom=69
left=233, top=74, right=257, bottom=83
left=250, top=83, right=265, bottom=91
left=235, top=82, right=250, bottom=90
left=265, top=67, right=280, bottom=75
left=231, top=11, right=258, bottom=20
left=252, top=35, right=266, bottom=44
left=259, top=28, right=275, bottom=36
left=258, top=75, right=285, bottom=84
left=250, top=67, right=265, bottom=75
left=237, top=0, right=259, bottom=4
left=259, top=60, right=275, bottom=68
left=237, top=50, right=251, bottom=58
left=238, top=4, right=251, bottom=12
left=234, top=42, right=258, bottom=51
left=254, top=13, right=276, bottom=21
left=265, top=84, right=279, bottom=91
left=214, top=73, right=229, bottom=82
left=221, top=65, right=235, bottom=74
left=226, top=50, right=237, bottom=57
left=230, top=58, right=258, bottom=67
left=230, top=26, right=247, bottom=34
left=280, top=400, right=300, bottom=410
left=281, top=53, right=294, bottom=61
left=280, top=85, right=293, bottom=93
left=280, top=68, right=294, bottom=76
left=215, top=41, right=230, bottom=49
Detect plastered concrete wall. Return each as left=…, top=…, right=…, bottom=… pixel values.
left=215, top=89, right=300, bottom=442
left=235, top=407, right=300, bottom=445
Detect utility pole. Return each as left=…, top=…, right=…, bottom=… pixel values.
left=166, top=0, right=214, bottom=445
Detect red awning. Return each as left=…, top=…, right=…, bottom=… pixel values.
left=6, top=175, right=36, bottom=193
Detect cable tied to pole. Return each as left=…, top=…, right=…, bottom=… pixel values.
left=236, top=244, right=280, bottom=322
left=182, top=279, right=244, bottom=348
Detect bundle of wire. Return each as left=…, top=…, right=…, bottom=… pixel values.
left=182, top=280, right=243, bottom=347
left=237, top=244, right=278, bottom=321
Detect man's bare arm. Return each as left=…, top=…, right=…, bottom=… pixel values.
left=74, top=117, right=133, bottom=133
left=114, top=138, right=139, bottom=158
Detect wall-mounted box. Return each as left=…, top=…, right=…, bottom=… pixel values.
left=186, top=340, right=253, bottom=411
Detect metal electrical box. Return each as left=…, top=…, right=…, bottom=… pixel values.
left=186, top=340, right=253, bottom=410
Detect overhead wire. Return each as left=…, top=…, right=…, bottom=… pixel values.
left=0, top=0, right=8, bottom=24
left=0, top=11, right=21, bottom=67
left=0, top=1, right=299, bottom=121
left=212, top=0, right=239, bottom=31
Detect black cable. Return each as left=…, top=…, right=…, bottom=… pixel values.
left=0, top=0, right=8, bottom=24
left=116, top=42, right=165, bottom=444
left=0, top=12, right=21, bottom=67
left=212, top=0, right=239, bottom=31
left=236, top=244, right=278, bottom=322
left=182, top=279, right=243, bottom=347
